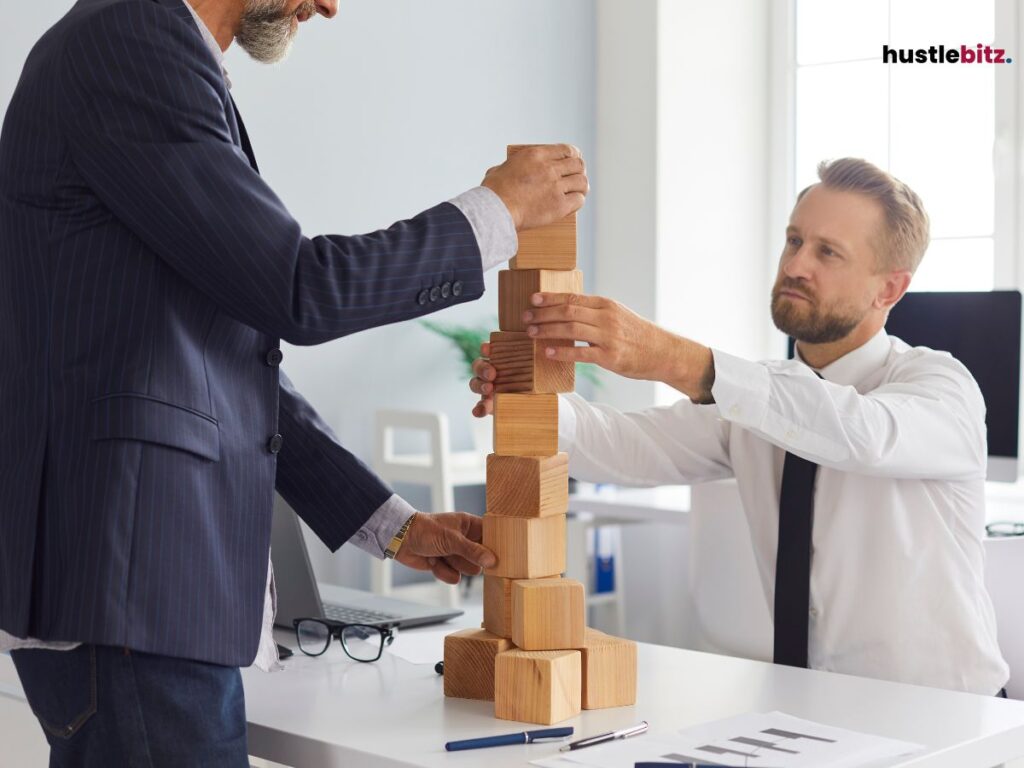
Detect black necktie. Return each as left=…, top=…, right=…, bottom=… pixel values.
left=773, top=449, right=818, bottom=667
left=229, top=95, right=260, bottom=175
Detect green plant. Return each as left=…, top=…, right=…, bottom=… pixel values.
left=419, top=319, right=602, bottom=387
left=420, top=319, right=492, bottom=378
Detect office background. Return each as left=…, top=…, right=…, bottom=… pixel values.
left=2, top=0, right=1021, bottom=647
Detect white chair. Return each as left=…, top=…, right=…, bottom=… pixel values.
left=371, top=410, right=488, bottom=607
left=984, top=535, right=1024, bottom=698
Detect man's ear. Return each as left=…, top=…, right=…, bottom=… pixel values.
left=874, top=270, right=912, bottom=311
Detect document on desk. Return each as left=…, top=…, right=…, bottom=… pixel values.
left=531, top=711, right=924, bottom=768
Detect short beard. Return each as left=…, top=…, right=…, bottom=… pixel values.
left=236, top=0, right=314, bottom=64
left=770, top=280, right=864, bottom=344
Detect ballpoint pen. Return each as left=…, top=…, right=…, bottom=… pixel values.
left=444, top=726, right=574, bottom=751
left=560, top=721, right=649, bottom=752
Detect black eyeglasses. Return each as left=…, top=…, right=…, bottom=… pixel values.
left=986, top=521, right=1024, bottom=538
left=292, top=618, right=397, bottom=662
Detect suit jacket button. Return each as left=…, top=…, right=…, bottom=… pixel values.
left=417, top=289, right=429, bottom=306
left=452, top=281, right=463, bottom=297
left=266, top=349, right=283, bottom=367
left=429, top=286, right=440, bottom=302
left=441, top=282, right=452, bottom=299
left=268, top=434, right=284, bottom=454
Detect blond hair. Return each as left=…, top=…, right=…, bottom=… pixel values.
left=799, top=158, right=930, bottom=273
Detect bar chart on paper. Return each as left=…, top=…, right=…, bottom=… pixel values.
left=532, top=711, right=924, bottom=768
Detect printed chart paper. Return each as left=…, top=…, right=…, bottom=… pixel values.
left=532, top=711, right=924, bottom=768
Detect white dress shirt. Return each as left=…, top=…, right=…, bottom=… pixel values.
left=558, top=329, right=1009, bottom=695
left=0, top=0, right=518, bottom=667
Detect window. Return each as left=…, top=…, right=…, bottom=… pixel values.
left=792, top=0, right=1009, bottom=291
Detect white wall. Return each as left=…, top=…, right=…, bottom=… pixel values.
left=656, top=0, right=774, bottom=401
left=590, top=0, right=773, bottom=644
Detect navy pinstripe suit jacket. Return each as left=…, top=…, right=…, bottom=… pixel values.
left=0, top=0, right=485, bottom=666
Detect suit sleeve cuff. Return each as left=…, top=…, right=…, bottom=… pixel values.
left=349, top=494, right=417, bottom=559
left=448, top=186, right=518, bottom=272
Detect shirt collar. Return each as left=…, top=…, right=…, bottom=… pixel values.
left=797, top=328, right=892, bottom=387
left=182, top=1, right=232, bottom=88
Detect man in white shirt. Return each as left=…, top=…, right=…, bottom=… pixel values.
left=471, top=157, right=1009, bottom=695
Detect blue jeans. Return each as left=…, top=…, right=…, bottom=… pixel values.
left=11, top=644, right=249, bottom=767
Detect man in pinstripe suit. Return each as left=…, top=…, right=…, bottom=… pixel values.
left=0, top=0, right=589, bottom=763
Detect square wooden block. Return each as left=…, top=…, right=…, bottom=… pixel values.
left=483, top=574, right=558, bottom=638
left=489, top=332, right=574, bottom=394
left=512, top=578, right=585, bottom=651
left=578, top=629, right=638, bottom=710
left=486, top=453, right=568, bottom=518
left=498, top=269, right=583, bottom=332
left=494, top=649, right=582, bottom=725
left=493, top=393, right=558, bottom=457
left=443, top=628, right=514, bottom=701
left=483, top=514, right=566, bottom=579
left=511, top=212, right=577, bottom=271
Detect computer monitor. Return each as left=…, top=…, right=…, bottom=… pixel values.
left=788, top=290, right=1022, bottom=482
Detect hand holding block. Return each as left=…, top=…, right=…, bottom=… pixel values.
left=493, top=393, right=558, bottom=457
left=577, top=629, right=638, bottom=710
left=483, top=574, right=558, bottom=638
left=483, top=514, right=566, bottom=578
left=489, top=332, right=574, bottom=394
left=498, top=269, right=583, bottom=332
left=443, top=628, right=514, bottom=701
left=486, top=453, right=568, bottom=518
left=511, top=212, right=577, bottom=271
left=511, top=578, right=585, bottom=651
left=494, top=649, right=582, bottom=725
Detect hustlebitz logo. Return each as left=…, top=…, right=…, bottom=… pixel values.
left=883, top=44, right=1012, bottom=64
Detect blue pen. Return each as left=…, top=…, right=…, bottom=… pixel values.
left=445, top=726, right=574, bottom=751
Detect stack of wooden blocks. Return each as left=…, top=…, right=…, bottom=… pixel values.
left=443, top=145, right=638, bottom=725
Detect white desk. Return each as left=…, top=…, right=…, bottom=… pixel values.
left=568, top=484, right=690, bottom=525
left=3, top=621, right=1024, bottom=767
left=237, top=617, right=1024, bottom=768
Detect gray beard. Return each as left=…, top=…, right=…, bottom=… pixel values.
left=236, top=0, right=300, bottom=64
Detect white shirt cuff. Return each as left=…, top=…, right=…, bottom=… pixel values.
left=710, top=348, right=771, bottom=431
left=349, top=494, right=417, bottom=559
left=448, top=186, right=518, bottom=272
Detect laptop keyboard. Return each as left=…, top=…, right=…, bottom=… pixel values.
left=323, top=603, right=400, bottom=625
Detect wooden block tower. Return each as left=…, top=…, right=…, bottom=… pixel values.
left=443, top=145, right=637, bottom=725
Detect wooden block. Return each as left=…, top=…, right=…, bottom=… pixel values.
left=489, top=332, right=574, bottom=394
left=511, top=213, right=577, bottom=271
left=511, top=578, right=585, bottom=651
left=577, top=629, right=638, bottom=710
left=493, top=393, right=558, bottom=457
left=486, top=453, right=568, bottom=518
left=443, top=628, right=514, bottom=701
left=483, top=574, right=558, bottom=638
left=494, top=649, right=582, bottom=725
left=483, top=514, right=566, bottom=578
left=498, top=269, right=583, bottom=332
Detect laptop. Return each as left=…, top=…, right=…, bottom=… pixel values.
left=270, top=495, right=463, bottom=629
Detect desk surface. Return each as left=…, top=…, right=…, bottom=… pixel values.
left=241, top=618, right=1024, bottom=768
left=568, top=484, right=690, bottom=524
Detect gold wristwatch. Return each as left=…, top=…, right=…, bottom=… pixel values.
left=384, top=513, right=417, bottom=559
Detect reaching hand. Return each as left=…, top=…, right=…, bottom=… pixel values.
left=394, top=512, right=496, bottom=585
left=469, top=342, right=496, bottom=418
left=470, top=292, right=717, bottom=406
left=481, top=144, right=589, bottom=231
